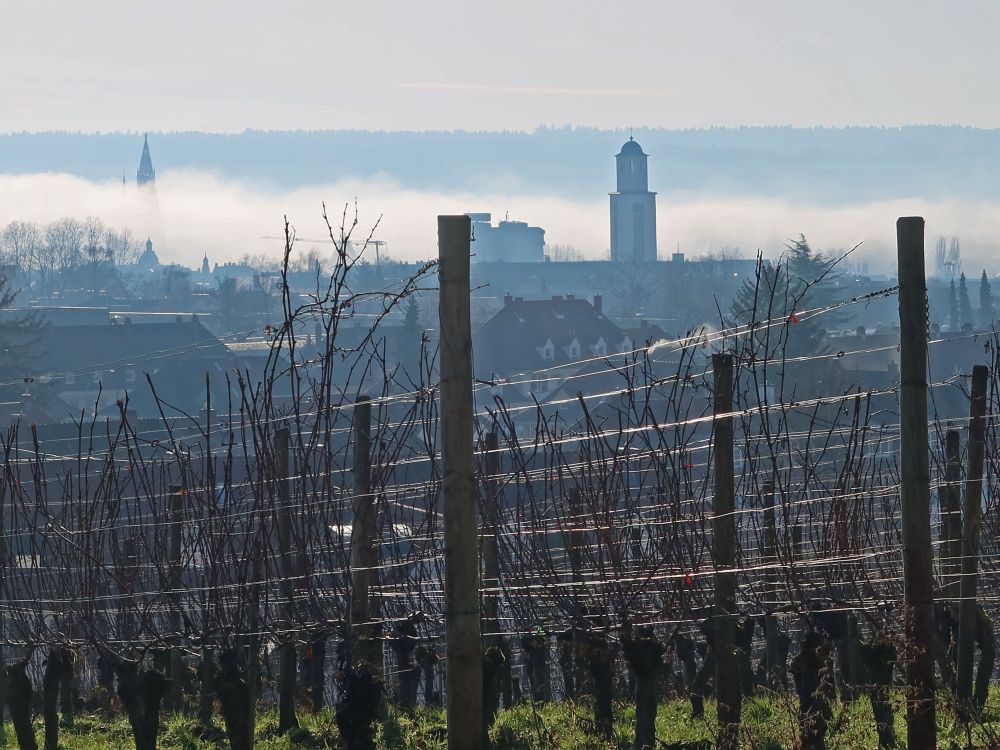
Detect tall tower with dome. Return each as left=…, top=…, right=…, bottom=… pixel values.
left=609, top=136, right=657, bottom=263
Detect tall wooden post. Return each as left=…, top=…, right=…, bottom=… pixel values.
left=167, top=482, right=185, bottom=713
left=482, top=431, right=505, bottom=735
left=274, top=426, right=299, bottom=732
left=957, top=365, right=988, bottom=707
left=438, top=215, right=482, bottom=750
left=482, top=431, right=501, bottom=646
left=762, top=481, right=783, bottom=688
left=940, top=430, right=963, bottom=603
left=567, top=487, right=585, bottom=591
left=566, top=484, right=587, bottom=701
left=896, top=216, right=936, bottom=749
left=712, top=353, right=740, bottom=750
left=350, top=396, right=380, bottom=672
left=0, top=493, right=7, bottom=747
left=247, top=501, right=263, bottom=744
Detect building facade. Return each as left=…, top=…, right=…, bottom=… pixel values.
left=609, top=137, right=657, bottom=263
left=466, top=213, right=545, bottom=262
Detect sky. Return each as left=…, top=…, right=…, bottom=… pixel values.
left=3, top=2, right=1000, bottom=271
left=4, top=1, right=1000, bottom=133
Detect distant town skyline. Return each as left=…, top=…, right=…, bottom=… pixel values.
left=3, top=1, right=1000, bottom=133
left=5, top=127, right=1000, bottom=272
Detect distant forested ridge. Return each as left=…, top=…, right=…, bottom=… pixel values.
left=1, top=125, right=999, bottom=202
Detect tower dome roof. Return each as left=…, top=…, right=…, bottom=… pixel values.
left=617, top=137, right=645, bottom=157
left=137, top=238, right=160, bottom=269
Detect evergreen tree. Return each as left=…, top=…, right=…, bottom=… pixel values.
left=949, top=280, right=959, bottom=329
left=731, top=236, right=842, bottom=360
left=959, top=272, right=973, bottom=330
left=980, top=270, right=994, bottom=329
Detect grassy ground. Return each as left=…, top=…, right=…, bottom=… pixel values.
left=12, top=692, right=1000, bottom=749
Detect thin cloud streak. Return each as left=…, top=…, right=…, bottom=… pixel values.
left=397, top=82, right=670, bottom=97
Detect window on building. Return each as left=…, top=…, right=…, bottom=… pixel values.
left=92, top=371, right=102, bottom=384
left=568, top=339, right=580, bottom=359
left=633, top=213, right=645, bottom=258
left=542, top=340, right=555, bottom=361
left=594, top=338, right=606, bottom=356
left=126, top=369, right=136, bottom=383
left=65, top=373, right=75, bottom=385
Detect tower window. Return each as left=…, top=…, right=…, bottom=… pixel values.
left=630, top=159, right=637, bottom=174
left=634, top=214, right=645, bottom=258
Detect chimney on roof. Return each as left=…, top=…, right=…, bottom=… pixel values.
left=856, top=325, right=866, bottom=337
left=593, top=294, right=603, bottom=314
left=566, top=293, right=575, bottom=300
left=504, top=292, right=513, bottom=306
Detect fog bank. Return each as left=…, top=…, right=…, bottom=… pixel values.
left=0, top=170, right=997, bottom=274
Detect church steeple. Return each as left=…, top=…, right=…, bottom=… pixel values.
left=137, top=134, right=155, bottom=187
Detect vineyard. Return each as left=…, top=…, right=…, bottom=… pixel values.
left=0, top=213, right=996, bottom=750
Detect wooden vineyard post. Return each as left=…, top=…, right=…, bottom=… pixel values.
left=350, top=396, right=380, bottom=672
left=438, top=215, right=483, bottom=750
left=712, top=352, right=740, bottom=750
left=957, top=364, right=988, bottom=709
left=762, top=480, right=784, bottom=688
left=567, top=487, right=585, bottom=595
left=940, top=429, right=963, bottom=605
left=274, top=425, right=299, bottom=732
left=482, top=430, right=506, bottom=736
left=896, top=216, right=936, bottom=749
left=481, top=431, right=501, bottom=649
left=0, top=486, right=6, bottom=747
left=167, top=482, right=185, bottom=713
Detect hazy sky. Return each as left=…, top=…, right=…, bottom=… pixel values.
left=5, top=1, right=1000, bottom=133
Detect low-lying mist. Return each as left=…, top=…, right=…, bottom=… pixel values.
left=0, top=170, right=997, bottom=274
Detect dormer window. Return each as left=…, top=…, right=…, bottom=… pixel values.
left=594, top=337, right=607, bottom=356
left=621, top=336, right=633, bottom=354
left=568, top=339, right=580, bottom=359
left=542, top=339, right=555, bottom=361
